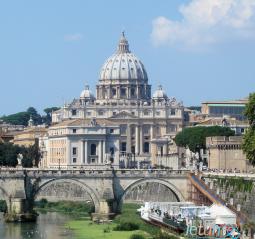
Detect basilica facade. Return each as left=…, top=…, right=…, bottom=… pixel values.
left=44, top=33, right=184, bottom=169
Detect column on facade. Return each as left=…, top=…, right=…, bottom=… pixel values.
left=98, top=141, right=102, bottom=164
left=81, top=140, right=84, bottom=164
left=102, top=140, right=106, bottom=164
left=163, top=143, right=168, bottom=156
left=150, top=125, right=154, bottom=155
left=96, top=86, right=99, bottom=99
left=66, top=140, right=71, bottom=166
left=135, top=125, right=140, bottom=155
left=126, top=124, right=131, bottom=153
left=117, top=86, right=120, bottom=99
left=140, top=126, right=143, bottom=154
left=136, top=85, right=139, bottom=99
left=107, top=87, right=110, bottom=99
left=84, top=140, right=88, bottom=164
left=127, top=86, right=130, bottom=99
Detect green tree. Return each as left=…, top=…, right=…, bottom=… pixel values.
left=174, top=126, right=235, bottom=152
left=43, top=107, right=60, bottom=125
left=21, top=142, right=41, bottom=167
left=1, top=111, right=30, bottom=126
left=1, top=106, right=42, bottom=126
left=0, top=143, right=21, bottom=166
left=242, top=92, right=255, bottom=166
left=27, top=107, right=42, bottom=125
left=0, top=142, right=41, bottom=167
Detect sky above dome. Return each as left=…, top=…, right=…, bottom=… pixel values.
left=0, top=0, right=255, bottom=115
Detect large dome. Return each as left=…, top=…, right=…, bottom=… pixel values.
left=99, top=32, right=148, bottom=82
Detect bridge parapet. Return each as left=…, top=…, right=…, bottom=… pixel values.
left=0, top=168, right=189, bottom=178
left=202, top=171, right=255, bottom=180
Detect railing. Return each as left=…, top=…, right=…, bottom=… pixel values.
left=0, top=168, right=190, bottom=177
left=189, top=173, right=249, bottom=224
left=202, top=171, right=255, bottom=179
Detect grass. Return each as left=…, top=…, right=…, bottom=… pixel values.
left=36, top=201, right=180, bottom=239
left=67, top=220, right=150, bottom=239
left=66, top=203, right=161, bottom=239
left=35, top=199, right=94, bottom=216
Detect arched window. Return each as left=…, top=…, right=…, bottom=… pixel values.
left=91, top=144, right=97, bottom=156
left=131, top=88, right=136, bottom=97
left=120, top=88, right=126, bottom=97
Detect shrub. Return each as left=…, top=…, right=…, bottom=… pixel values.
left=38, top=198, right=48, bottom=208
left=103, top=226, right=111, bottom=233
left=0, top=200, right=7, bottom=212
left=130, top=234, right=146, bottom=239
left=153, top=232, right=179, bottom=239
left=114, top=221, right=139, bottom=231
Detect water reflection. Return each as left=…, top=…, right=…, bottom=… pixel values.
left=0, top=212, right=74, bottom=239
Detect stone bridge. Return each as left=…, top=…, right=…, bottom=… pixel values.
left=0, top=168, right=189, bottom=219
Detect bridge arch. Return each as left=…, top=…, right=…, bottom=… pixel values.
left=34, top=178, right=101, bottom=213
left=121, top=178, right=185, bottom=203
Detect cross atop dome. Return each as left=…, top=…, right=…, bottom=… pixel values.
left=117, top=31, right=130, bottom=53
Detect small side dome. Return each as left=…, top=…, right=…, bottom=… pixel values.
left=80, top=85, right=95, bottom=99
left=153, top=85, right=168, bottom=99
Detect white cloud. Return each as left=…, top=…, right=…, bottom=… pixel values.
left=64, top=33, right=83, bottom=42
left=151, top=0, right=255, bottom=48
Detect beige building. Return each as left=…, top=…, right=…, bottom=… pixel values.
left=201, top=99, right=248, bottom=121
left=13, top=126, right=47, bottom=147
left=48, top=33, right=183, bottom=169
left=206, top=136, right=253, bottom=171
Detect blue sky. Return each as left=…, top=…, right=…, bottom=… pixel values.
left=0, top=0, right=255, bottom=115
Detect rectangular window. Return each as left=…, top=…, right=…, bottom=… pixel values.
left=143, top=126, right=150, bottom=135
left=120, top=88, right=126, bottom=97
left=72, top=129, right=77, bottom=134
left=98, top=111, right=104, bottom=116
left=143, top=110, right=149, bottom=116
left=171, top=109, right=175, bottom=115
left=120, top=125, right=127, bottom=135
left=121, top=142, right=127, bottom=152
left=72, top=109, right=77, bottom=116
left=112, top=88, right=116, bottom=96
left=167, top=124, right=176, bottom=133
left=72, top=147, right=77, bottom=155
left=110, top=129, right=114, bottom=133
left=73, top=158, right=77, bottom=163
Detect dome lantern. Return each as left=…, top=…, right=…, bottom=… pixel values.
left=80, top=85, right=95, bottom=100
left=117, top=31, right=130, bottom=54
left=153, top=85, right=168, bottom=100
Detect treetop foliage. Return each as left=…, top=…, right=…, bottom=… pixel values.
left=1, top=106, right=60, bottom=126
left=242, top=92, right=255, bottom=166
left=0, top=142, right=41, bottom=167
left=174, top=126, right=235, bottom=152
left=244, top=93, right=255, bottom=128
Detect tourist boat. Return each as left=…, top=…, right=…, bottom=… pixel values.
left=138, top=202, right=239, bottom=236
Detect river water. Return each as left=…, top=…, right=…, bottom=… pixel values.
left=0, top=212, right=76, bottom=239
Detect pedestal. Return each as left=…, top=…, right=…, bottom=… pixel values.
left=91, top=201, right=115, bottom=222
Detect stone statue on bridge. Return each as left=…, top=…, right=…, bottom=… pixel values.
left=17, top=153, right=23, bottom=168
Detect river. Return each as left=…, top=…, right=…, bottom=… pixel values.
left=0, top=212, right=76, bottom=239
